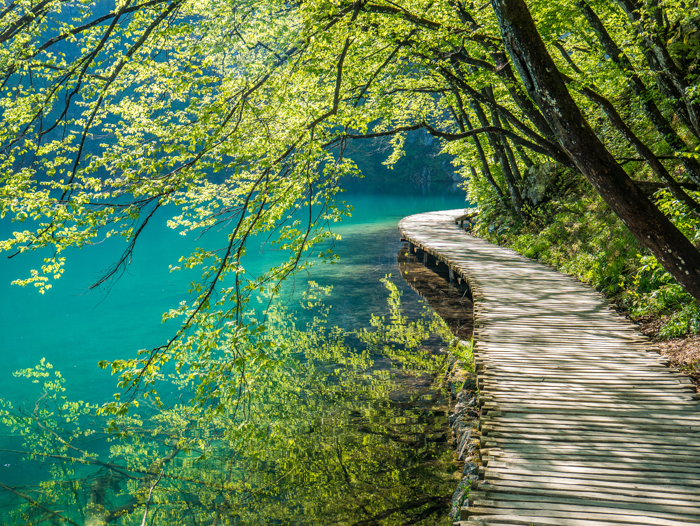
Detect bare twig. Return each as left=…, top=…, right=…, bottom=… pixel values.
left=140, top=470, right=164, bottom=526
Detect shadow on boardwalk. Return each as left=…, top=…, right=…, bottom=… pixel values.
left=399, top=210, right=700, bottom=526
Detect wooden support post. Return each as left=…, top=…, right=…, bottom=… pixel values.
left=409, top=242, right=415, bottom=254
left=423, top=251, right=428, bottom=265
left=449, top=268, right=454, bottom=288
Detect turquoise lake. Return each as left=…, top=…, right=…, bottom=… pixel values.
left=0, top=187, right=467, bottom=525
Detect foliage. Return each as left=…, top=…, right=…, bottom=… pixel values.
left=451, top=339, right=474, bottom=376
left=659, top=303, right=700, bottom=339
left=0, top=282, right=457, bottom=525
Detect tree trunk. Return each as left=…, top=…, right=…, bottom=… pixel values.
left=463, top=113, right=508, bottom=206
left=486, top=86, right=524, bottom=184
left=491, top=0, right=700, bottom=300
left=472, top=98, right=525, bottom=216
left=489, top=49, right=557, bottom=144
left=568, top=77, right=700, bottom=216
left=450, top=92, right=509, bottom=206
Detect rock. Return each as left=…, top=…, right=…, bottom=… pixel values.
left=462, top=376, right=477, bottom=391
left=450, top=476, right=471, bottom=519
left=463, top=460, right=479, bottom=478
left=522, top=162, right=560, bottom=206
left=457, top=389, right=470, bottom=404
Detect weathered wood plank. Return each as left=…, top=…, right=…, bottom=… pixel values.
left=398, top=210, right=700, bottom=523
left=469, top=492, right=700, bottom=517
left=485, top=457, right=700, bottom=474
left=484, top=471, right=700, bottom=494
left=476, top=481, right=700, bottom=503
left=462, top=511, right=700, bottom=526
left=483, top=467, right=700, bottom=485
left=465, top=502, right=700, bottom=524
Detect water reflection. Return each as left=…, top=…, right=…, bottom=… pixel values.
left=397, top=245, right=473, bottom=340
left=0, top=281, right=458, bottom=525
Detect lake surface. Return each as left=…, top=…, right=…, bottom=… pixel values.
left=0, top=187, right=466, bottom=525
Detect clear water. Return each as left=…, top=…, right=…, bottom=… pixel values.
left=0, top=187, right=466, bottom=524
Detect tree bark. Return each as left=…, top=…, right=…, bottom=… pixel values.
left=491, top=0, right=700, bottom=300
left=488, top=49, right=557, bottom=144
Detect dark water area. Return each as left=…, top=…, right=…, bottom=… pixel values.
left=0, top=187, right=467, bottom=525
left=397, top=246, right=474, bottom=341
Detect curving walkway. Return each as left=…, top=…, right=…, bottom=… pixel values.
left=398, top=210, right=700, bottom=526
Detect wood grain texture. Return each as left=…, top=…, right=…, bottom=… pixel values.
left=398, top=210, right=700, bottom=524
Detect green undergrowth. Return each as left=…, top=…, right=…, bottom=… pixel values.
left=450, top=338, right=475, bottom=376
left=473, top=180, right=700, bottom=340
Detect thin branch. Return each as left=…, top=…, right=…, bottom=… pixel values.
left=140, top=470, right=164, bottom=526
left=0, top=482, right=80, bottom=526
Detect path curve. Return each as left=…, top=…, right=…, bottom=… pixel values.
left=399, top=210, right=700, bottom=526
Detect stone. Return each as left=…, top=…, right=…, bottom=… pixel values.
left=522, top=161, right=560, bottom=206
left=463, top=460, right=479, bottom=477
left=450, top=477, right=471, bottom=519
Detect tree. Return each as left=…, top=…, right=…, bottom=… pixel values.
left=491, top=0, right=700, bottom=298
left=2, top=0, right=700, bottom=407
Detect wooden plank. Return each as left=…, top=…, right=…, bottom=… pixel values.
left=485, top=458, right=700, bottom=474
left=482, top=421, right=700, bottom=434
left=477, top=481, right=700, bottom=503
left=481, top=444, right=700, bottom=462
left=484, top=471, right=700, bottom=494
left=482, top=412, right=700, bottom=425
left=481, top=393, right=700, bottom=403
left=483, top=407, right=700, bottom=419
left=399, top=211, right=700, bottom=523
left=466, top=501, right=700, bottom=523
left=484, top=366, right=675, bottom=373
left=482, top=433, right=700, bottom=446
left=470, top=491, right=700, bottom=515
left=482, top=445, right=700, bottom=459
left=480, top=376, right=689, bottom=385
left=482, top=400, right=700, bottom=411
left=482, top=426, right=700, bottom=439
left=463, top=511, right=700, bottom=526
left=483, top=467, right=700, bottom=484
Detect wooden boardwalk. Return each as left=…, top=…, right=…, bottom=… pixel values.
left=398, top=210, right=700, bottom=526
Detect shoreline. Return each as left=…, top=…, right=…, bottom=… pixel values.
left=397, top=243, right=481, bottom=520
